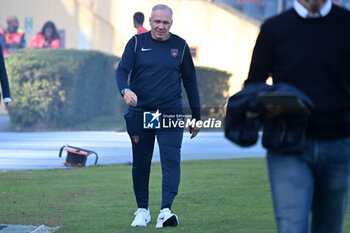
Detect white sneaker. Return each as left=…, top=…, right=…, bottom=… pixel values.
left=131, top=208, right=151, bottom=227
left=155, top=208, right=179, bottom=228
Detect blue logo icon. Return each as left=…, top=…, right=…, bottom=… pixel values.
left=143, top=110, right=162, bottom=129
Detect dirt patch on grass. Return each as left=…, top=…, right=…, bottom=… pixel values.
left=63, top=188, right=97, bottom=203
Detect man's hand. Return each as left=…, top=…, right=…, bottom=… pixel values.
left=123, top=90, right=138, bottom=107
left=114, top=62, right=120, bottom=71
left=4, top=102, right=10, bottom=110
left=265, top=104, right=284, bottom=119
left=189, top=124, right=200, bottom=139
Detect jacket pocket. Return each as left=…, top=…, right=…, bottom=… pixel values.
left=124, top=112, right=142, bottom=137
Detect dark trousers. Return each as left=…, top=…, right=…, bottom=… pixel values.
left=124, top=111, right=183, bottom=210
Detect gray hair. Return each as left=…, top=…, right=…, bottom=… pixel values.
left=152, top=4, right=173, bottom=17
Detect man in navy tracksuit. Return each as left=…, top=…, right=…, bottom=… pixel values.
left=116, top=4, right=200, bottom=228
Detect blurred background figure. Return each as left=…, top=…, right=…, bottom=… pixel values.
left=0, top=45, right=12, bottom=108
left=30, top=21, right=61, bottom=49
left=0, top=16, right=26, bottom=55
left=133, top=12, right=148, bottom=34
left=114, top=12, right=148, bottom=71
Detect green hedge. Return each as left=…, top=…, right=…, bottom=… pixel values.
left=5, top=49, right=230, bottom=130
left=184, top=67, right=230, bottom=118
left=6, top=49, right=123, bottom=130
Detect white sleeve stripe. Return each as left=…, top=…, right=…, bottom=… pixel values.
left=134, top=35, right=137, bottom=53
left=181, top=42, right=186, bottom=63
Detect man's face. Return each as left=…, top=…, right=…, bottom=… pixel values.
left=149, top=8, right=172, bottom=41
left=299, top=0, right=327, bottom=13
left=7, top=17, right=19, bottom=31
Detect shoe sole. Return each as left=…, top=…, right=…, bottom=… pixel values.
left=163, top=215, right=178, bottom=227
left=131, top=224, right=147, bottom=227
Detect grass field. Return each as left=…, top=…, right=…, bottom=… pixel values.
left=0, top=158, right=350, bottom=233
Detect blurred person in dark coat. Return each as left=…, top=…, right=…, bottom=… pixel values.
left=244, top=0, right=350, bottom=232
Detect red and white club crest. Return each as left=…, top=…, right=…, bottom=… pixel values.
left=171, top=48, right=178, bottom=57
